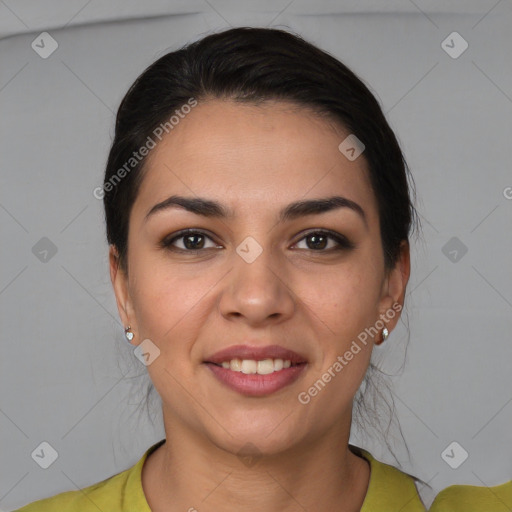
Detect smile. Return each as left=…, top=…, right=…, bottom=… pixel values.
left=204, top=344, right=308, bottom=396
left=217, top=358, right=293, bottom=375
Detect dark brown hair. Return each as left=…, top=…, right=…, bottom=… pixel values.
left=103, top=26, right=419, bottom=274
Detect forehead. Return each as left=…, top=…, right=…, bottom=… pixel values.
left=132, top=99, right=377, bottom=225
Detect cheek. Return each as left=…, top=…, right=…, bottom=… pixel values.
left=296, top=270, right=376, bottom=412
left=128, top=256, right=213, bottom=342
left=298, top=261, right=380, bottom=342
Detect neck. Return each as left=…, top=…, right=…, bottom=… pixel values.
left=142, top=413, right=370, bottom=512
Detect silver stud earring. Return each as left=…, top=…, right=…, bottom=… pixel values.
left=124, top=326, right=134, bottom=342
left=376, top=326, right=389, bottom=346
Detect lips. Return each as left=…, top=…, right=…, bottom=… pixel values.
left=205, top=344, right=307, bottom=365
left=203, top=344, right=308, bottom=397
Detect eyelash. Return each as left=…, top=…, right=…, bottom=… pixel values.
left=159, top=229, right=355, bottom=254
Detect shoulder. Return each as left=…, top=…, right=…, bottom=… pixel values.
left=12, top=439, right=165, bottom=512
left=350, top=445, right=427, bottom=512
left=430, top=480, right=512, bottom=511
left=12, top=472, right=127, bottom=511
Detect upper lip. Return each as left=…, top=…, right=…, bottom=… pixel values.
left=205, top=344, right=307, bottom=365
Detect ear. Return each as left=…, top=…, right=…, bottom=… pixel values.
left=377, top=240, right=410, bottom=333
left=109, top=245, right=136, bottom=340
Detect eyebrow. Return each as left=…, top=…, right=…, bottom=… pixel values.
left=144, top=194, right=367, bottom=227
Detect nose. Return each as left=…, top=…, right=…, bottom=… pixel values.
left=218, top=241, right=295, bottom=327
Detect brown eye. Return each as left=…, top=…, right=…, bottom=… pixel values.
left=161, top=230, right=221, bottom=252
left=293, top=230, right=354, bottom=252
left=160, top=229, right=354, bottom=254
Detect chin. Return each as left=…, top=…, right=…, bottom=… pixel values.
left=204, top=411, right=307, bottom=458
left=214, top=430, right=300, bottom=461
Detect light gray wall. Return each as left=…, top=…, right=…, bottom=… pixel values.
left=1, top=1, right=511, bottom=510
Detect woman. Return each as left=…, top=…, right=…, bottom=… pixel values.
left=15, top=26, right=425, bottom=511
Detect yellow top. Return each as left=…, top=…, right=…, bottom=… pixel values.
left=430, top=480, right=512, bottom=511
left=14, top=440, right=426, bottom=511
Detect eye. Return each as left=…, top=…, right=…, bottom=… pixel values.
left=292, top=230, right=354, bottom=252
left=160, top=229, right=221, bottom=252
left=160, top=228, right=354, bottom=254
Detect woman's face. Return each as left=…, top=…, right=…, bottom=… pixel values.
left=111, top=99, right=409, bottom=456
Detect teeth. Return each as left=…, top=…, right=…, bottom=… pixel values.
left=219, top=358, right=294, bottom=374
left=241, top=359, right=257, bottom=374
left=230, top=359, right=241, bottom=371
left=257, top=359, right=274, bottom=375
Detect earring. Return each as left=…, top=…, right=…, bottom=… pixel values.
left=124, top=326, right=134, bottom=342
left=376, top=327, right=389, bottom=345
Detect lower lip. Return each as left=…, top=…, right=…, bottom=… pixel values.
left=205, top=363, right=307, bottom=397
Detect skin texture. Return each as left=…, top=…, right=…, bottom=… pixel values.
left=110, top=99, right=410, bottom=511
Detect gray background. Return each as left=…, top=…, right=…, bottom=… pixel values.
left=1, top=1, right=511, bottom=510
